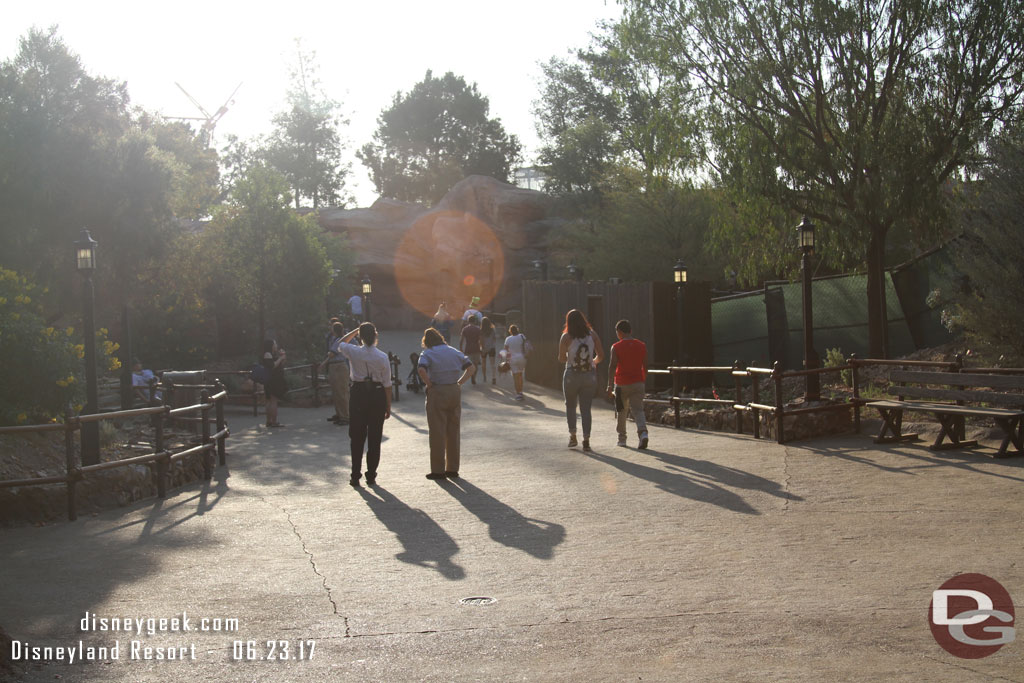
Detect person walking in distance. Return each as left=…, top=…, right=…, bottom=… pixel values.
left=262, top=339, right=287, bottom=428
left=431, top=301, right=454, bottom=344
left=479, top=317, right=497, bottom=384
left=322, top=320, right=350, bottom=425
left=459, top=315, right=483, bottom=385
left=606, top=319, right=649, bottom=449
left=417, top=327, right=475, bottom=480
left=348, top=290, right=364, bottom=322
left=332, top=323, right=392, bottom=487
left=503, top=324, right=530, bottom=401
left=558, top=309, right=604, bottom=451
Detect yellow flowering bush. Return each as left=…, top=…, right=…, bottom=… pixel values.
left=0, top=268, right=119, bottom=425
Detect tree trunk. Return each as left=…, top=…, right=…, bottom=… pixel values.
left=865, top=231, right=887, bottom=358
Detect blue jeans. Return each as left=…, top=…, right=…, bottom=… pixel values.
left=563, top=368, right=596, bottom=438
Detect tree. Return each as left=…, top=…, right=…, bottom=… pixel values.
left=359, top=70, right=521, bottom=204
left=626, top=0, right=1024, bottom=356
left=198, top=164, right=332, bottom=358
left=0, top=28, right=219, bottom=322
left=937, top=123, right=1024, bottom=364
left=265, top=43, right=350, bottom=209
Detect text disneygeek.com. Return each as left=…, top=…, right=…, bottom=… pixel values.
left=8, top=611, right=316, bottom=663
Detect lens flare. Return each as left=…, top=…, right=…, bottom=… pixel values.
left=394, top=210, right=505, bottom=318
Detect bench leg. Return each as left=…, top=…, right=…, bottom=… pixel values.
left=874, top=407, right=918, bottom=444
left=994, top=417, right=1024, bottom=458
left=929, top=413, right=977, bottom=451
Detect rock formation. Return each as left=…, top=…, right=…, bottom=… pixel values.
left=318, top=175, right=564, bottom=328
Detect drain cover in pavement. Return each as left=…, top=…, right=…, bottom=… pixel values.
left=459, top=596, right=496, bottom=606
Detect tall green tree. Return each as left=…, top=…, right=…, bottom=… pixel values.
left=265, top=43, right=349, bottom=209
left=626, top=0, right=1024, bottom=355
left=359, top=70, right=522, bottom=204
left=937, top=121, right=1024, bottom=364
left=0, top=27, right=218, bottom=321
left=198, top=164, right=332, bottom=357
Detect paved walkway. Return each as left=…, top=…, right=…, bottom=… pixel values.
left=2, top=331, right=1023, bottom=681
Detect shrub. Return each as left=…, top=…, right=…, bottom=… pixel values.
left=0, top=268, right=119, bottom=426
left=824, top=347, right=852, bottom=387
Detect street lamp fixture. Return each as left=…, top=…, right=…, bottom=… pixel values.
left=797, top=215, right=816, bottom=254
left=74, top=228, right=100, bottom=465
left=673, top=258, right=688, bottom=284
left=361, top=275, right=372, bottom=322
left=797, top=216, right=820, bottom=400
left=567, top=262, right=583, bottom=282
left=75, top=229, right=98, bottom=272
left=531, top=258, right=548, bottom=281
left=673, top=258, right=686, bottom=369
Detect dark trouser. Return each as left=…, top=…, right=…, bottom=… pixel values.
left=425, top=383, right=461, bottom=474
left=349, top=381, right=386, bottom=480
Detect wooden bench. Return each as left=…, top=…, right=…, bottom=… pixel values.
left=866, top=370, right=1024, bottom=457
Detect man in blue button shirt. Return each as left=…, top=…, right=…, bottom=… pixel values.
left=417, top=327, right=476, bottom=479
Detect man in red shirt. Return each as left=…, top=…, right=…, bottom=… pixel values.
left=606, top=319, right=649, bottom=449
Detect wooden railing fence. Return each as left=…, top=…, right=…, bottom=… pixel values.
left=0, top=382, right=230, bottom=522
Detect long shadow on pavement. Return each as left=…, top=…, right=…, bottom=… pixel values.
left=356, top=485, right=465, bottom=580
left=581, top=448, right=784, bottom=514
left=437, top=478, right=565, bottom=559
left=797, top=434, right=1024, bottom=483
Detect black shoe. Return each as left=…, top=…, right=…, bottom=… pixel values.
left=365, top=474, right=376, bottom=486
left=328, top=415, right=339, bottom=423
left=425, top=472, right=447, bottom=480
left=337, top=418, right=350, bottom=425
left=349, top=477, right=361, bottom=488
left=444, top=471, right=459, bottom=478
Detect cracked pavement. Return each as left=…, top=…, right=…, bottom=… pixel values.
left=2, top=330, right=1023, bottom=681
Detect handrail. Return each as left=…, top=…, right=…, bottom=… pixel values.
left=0, top=380, right=231, bottom=522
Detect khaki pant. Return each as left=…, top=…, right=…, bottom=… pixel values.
left=425, top=383, right=461, bottom=474
left=328, top=362, right=350, bottom=420
left=615, top=382, right=648, bottom=439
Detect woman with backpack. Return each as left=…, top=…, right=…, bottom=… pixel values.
left=503, top=324, right=531, bottom=401
left=558, top=309, right=604, bottom=451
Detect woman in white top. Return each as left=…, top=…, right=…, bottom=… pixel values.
left=503, top=324, right=529, bottom=401
left=557, top=309, right=604, bottom=451
left=333, top=322, right=392, bottom=487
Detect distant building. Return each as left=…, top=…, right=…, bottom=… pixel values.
left=513, top=166, right=547, bottom=192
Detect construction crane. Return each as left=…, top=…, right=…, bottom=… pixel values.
left=164, top=81, right=243, bottom=145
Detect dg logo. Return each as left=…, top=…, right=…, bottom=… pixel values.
left=929, top=573, right=1016, bottom=659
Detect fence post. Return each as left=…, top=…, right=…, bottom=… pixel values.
left=64, top=404, right=78, bottom=522
left=849, top=354, right=861, bottom=434
left=201, top=388, right=212, bottom=481
left=671, top=364, right=681, bottom=429
left=773, top=361, right=785, bottom=444
left=750, top=368, right=761, bottom=440
left=733, top=361, right=744, bottom=435
left=311, top=362, right=320, bottom=407
left=215, top=381, right=227, bottom=467
left=155, top=406, right=168, bottom=499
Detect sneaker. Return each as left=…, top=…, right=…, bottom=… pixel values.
left=327, top=415, right=338, bottom=423
left=365, top=474, right=376, bottom=486
left=568, top=434, right=578, bottom=448
left=617, top=437, right=628, bottom=447
left=582, top=439, right=591, bottom=452
left=515, top=393, right=524, bottom=401
left=639, top=432, right=649, bottom=449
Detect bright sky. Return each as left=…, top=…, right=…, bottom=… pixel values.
left=3, top=0, right=623, bottom=206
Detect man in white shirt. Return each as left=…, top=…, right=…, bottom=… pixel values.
left=348, top=292, right=364, bottom=320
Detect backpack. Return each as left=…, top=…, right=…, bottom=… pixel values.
left=521, top=334, right=534, bottom=356
left=250, top=363, right=270, bottom=385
